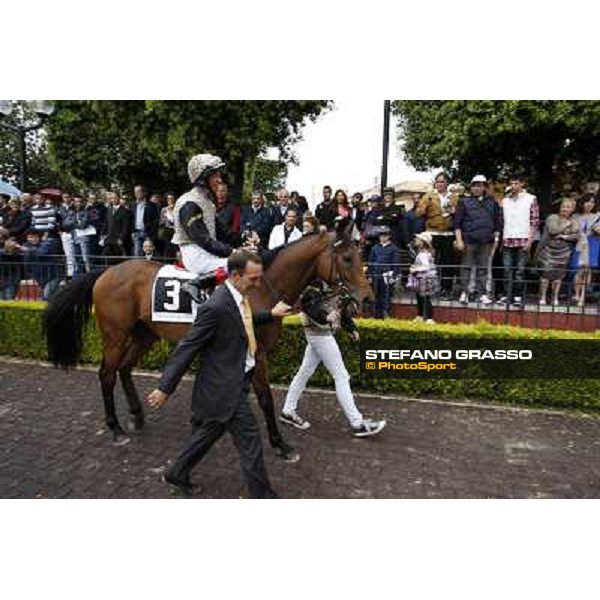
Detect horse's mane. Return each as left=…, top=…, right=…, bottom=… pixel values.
left=261, top=233, right=321, bottom=270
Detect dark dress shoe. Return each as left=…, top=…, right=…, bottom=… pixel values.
left=162, top=473, right=197, bottom=497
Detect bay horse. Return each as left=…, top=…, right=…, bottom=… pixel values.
left=43, top=220, right=373, bottom=461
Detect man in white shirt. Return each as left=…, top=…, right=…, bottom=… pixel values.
left=268, top=208, right=302, bottom=249
left=498, top=174, right=539, bottom=307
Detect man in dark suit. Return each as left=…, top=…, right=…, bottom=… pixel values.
left=240, top=191, right=276, bottom=249
left=102, top=191, right=133, bottom=259
left=147, top=250, right=292, bottom=498
left=132, top=184, right=159, bottom=256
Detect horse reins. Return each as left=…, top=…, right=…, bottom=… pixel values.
left=262, top=239, right=351, bottom=307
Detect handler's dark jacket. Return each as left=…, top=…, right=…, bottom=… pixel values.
left=300, top=280, right=357, bottom=336
left=158, top=285, right=273, bottom=422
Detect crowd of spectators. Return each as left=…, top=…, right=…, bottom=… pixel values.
left=0, top=185, right=179, bottom=299
left=1, top=175, right=599, bottom=315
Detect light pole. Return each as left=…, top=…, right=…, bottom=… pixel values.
left=0, top=100, right=55, bottom=191
left=380, top=100, right=391, bottom=197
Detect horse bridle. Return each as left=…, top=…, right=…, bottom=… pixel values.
left=262, top=239, right=352, bottom=306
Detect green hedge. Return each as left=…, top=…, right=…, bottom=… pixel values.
left=1, top=301, right=600, bottom=411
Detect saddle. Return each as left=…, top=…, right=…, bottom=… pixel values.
left=151, top=265, right=214, bottom=323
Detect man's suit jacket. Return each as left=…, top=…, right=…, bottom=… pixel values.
left=139, top=201, right=160, bottom=240
left=104, top=204, right=133, bottom=252
left=158, top=285, right=273, bottom=422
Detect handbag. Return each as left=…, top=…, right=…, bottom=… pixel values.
left=406, top=273, right=420, bottom=291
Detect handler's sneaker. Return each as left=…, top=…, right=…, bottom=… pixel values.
left=352, top=418, right=387, bottom=438
left=279, top=411, right=311, bottom=430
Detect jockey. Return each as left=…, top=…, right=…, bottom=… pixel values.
left=174, top=154, right=232, bottom=302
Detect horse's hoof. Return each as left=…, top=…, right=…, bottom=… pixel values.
left=276, top=447, right=300, bottom=463
left=284, top=451, right=300, bottom=463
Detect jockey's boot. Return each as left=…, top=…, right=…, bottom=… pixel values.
left=181, top=272, right=219, bottom=304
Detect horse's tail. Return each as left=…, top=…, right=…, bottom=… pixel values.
left=43, top=269, right=106, bottom=367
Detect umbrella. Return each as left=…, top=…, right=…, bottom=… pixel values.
left=0, top=179, right=22, bottom=197
left=37, top=188, right=63, bottom=199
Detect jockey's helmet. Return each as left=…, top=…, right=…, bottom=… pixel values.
left=188, top=154, right=226, bottom=186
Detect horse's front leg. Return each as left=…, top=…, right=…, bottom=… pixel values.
left=252, top=353, right=300, bottom=463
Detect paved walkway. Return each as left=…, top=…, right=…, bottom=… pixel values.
left=1, top=359, right=600, bottom=498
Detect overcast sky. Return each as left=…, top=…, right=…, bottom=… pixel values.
left=281, top=99, right=434, bottom=208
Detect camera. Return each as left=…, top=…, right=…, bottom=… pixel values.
left=242, top=222, right=254, bottom=241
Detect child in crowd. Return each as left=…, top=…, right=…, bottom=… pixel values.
left=367, top=225, right=401, bottom=319
left=409, top=232, right=439, bottom=323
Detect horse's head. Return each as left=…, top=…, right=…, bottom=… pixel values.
left=314, top=217, right=374, bottom=315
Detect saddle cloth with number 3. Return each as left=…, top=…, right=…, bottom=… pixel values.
left=151, top=264, right=211, bottom=323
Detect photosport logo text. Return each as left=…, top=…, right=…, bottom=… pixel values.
left=359, top=340, right=599, bottom=380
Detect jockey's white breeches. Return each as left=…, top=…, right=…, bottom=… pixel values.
left=180, top=244, right=228, bottom=276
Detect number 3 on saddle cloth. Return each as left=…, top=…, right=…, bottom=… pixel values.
left=151, top=264, right=227, bottom=323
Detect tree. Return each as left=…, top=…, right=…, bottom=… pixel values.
left=0, top=101, right=78, bottom=192
left=245, top=157, right=288, bottom=200
left=392, top=100, right=600, bottom=215
left=46, top=101, right=331, bottom=199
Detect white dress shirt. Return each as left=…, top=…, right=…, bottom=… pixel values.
left=268, top=224, right=302, bottom=249
left=135, top=201, right=146, bottom=232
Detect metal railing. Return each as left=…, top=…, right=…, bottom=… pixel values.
left=1, top=254, right=599, bottom=315
left=0, top=254, right=176, bottom=301
left=366, top=261, right=600, bottom=317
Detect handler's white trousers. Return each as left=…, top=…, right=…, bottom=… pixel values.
left=180, top=244, right=228, bottom=276
left=283, top=332, right=363, bottom=428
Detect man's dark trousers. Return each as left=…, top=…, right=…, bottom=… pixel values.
left=167, top=372, right=276, bottom=499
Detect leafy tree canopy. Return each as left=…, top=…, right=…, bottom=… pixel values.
left=392, top=100, right=600, bottom=213
left=46, top=100, right=331, bottom=198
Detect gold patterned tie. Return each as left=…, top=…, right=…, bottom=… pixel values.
left=242, top=296, right=257, bottom=357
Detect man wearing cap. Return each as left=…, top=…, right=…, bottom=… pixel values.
left=380, top=187, right=405, bottom=248
left=367, top=225, right=401, bottom=319
left=173, top=154, right=234, bottom=303
left=361, top=195, right=387, bottom=260
left=415, top=172, right=460, bottom=298
left=454, top=175, right=503, bottom=305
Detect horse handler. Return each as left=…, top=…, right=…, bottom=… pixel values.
left=147, top=250, right=292, bottom=498
left=280, top=280, right=387, bottom=437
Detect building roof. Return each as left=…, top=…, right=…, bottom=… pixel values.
left=360, top=180, right=432, bottom=197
